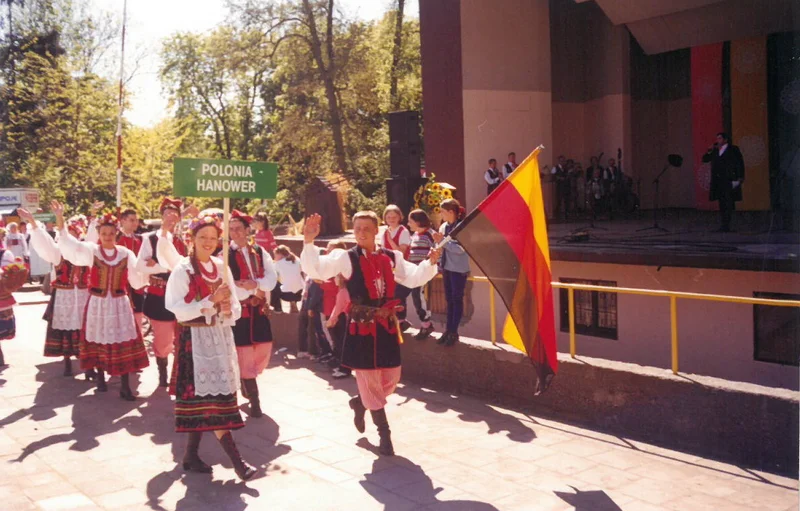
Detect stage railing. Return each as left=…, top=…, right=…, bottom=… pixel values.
left=437, top=275, right=800, bottom=375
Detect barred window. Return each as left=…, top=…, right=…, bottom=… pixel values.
left=753, top=292, right=800, bottom=366
left=559, top=278, right=618, bottom=340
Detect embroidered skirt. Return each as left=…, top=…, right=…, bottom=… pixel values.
left=42, top=292, right=81, bottom=357
left=0, top=308, right=15, bottom=340
left=172, top=327, right=244, bottom=433
left=80, top=337, right=149, bottom=375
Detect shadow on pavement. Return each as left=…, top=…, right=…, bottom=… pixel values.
left=554, top=485, right=623, bottom=511
left=278, top=353, right=536, bottom=444
left=360, top=456, right=500, bottom=511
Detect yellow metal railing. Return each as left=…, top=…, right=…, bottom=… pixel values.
left=455, top=276, right=800, bottom=375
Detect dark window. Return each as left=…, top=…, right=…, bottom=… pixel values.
left=753, top=292, right=800, bottom=366
left=559, top=278, right=618, bottom=340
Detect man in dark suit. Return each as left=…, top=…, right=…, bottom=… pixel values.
left=703, top=132, right=745, bottom=232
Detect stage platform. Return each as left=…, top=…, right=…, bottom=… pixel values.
left=276, top=210, right=800, bottom=273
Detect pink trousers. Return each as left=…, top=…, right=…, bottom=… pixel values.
left=150, top=319, right=175, bottom=358
left=236, top=343, right=273, bottom=379
left=134, top=312, right=143, bottom=335
left=355, top=367, right=402, bottom=411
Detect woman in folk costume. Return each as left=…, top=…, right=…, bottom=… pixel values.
left=227, top=209, right=277, bottom=418
left=301, top=212, right=441, bottom=456
left=161, top=215, right=256, bottom=480
left=20, top=209, right=92, bottom=378
left=49, top=202, right=149, bottom=399
left=0, top=250, right=28, bottom=366
left=136, top=198, right=187, bottom=388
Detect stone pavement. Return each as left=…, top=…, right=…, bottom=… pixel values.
left=0, top=302, right=797, bottom=511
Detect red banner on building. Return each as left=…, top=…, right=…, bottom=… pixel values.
left=691, top=43, right=724, bottom=210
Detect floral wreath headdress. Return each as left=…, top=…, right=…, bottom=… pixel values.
left=188, top=215, right=222, bottom=235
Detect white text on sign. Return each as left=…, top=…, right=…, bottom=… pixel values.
left=196, top=163, right=257, bottom=193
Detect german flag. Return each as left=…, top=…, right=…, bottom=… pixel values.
left=450, top=146, right=557, bottom=393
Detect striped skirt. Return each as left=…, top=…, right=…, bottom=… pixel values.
left=42, top=295, right=81, bottom=357
left=79, top=337, right=149, bottom=376
left=0, top=308, right=15, bottom=340
left=173, top=327, right=244, bottom=433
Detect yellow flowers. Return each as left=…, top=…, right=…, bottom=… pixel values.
left=413, top=175, right=452, bottom=216
left=433, top=207, right=441, bottom=214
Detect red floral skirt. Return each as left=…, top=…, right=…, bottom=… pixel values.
left=173, top=326, right=244, bottom=433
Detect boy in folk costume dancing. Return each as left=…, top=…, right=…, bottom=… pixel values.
left=48, top=202, right=149, bottom=399
left=301, top=212, right=441, bottom=455
left=136, top=198, right=187, bottom=388
left=162, top=215, right=256, bottom=480
left=227, top=210, right=278, bottom=418
left=21, top=209, right=92, bottom=378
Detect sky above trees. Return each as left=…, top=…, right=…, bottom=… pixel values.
left=88, top=0, right=418, bottom=126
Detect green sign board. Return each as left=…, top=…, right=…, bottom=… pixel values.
left=33, top=213, right=55, bottom=222
left=173, top=158, right=278, bottom=199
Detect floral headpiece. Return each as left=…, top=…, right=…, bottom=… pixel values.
left=188, top=215, right=222, bottom=235
left=230, top=209, right=253, bottom=227
left=160, top=197, right=183, bottom=214
left=66, top=216, right=87, bottom=238
left=98, top=211, right=119, bottom=228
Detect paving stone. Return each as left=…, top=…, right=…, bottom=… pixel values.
left=0, top=302, right=793, bottom=511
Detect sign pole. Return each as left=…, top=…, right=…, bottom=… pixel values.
left=222, top=197, right=230, bottom=276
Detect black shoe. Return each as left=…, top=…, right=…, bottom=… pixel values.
left=399, top=320, right=411, bottom=332
left=156, top=357, right=169, bottom=388
left=444, top=333, right=459, bottom=347
left=85, top=368, right=97, bottom=381
left=119, top=373, right=136, bottom=401
left=63, top=358, right=73, bottom=377
left=243, top=379, right=262, bottom=418
left=436, top=332, right=452, bottom=345
left=183, top=431, right=212, bottom=473
left=349, top=396, right=366, bottom=433
left=414, top=325, right=435, bottom=340
left=370, top=408, right=395, bottom=456
left=218, top=432, right=256, bottom=481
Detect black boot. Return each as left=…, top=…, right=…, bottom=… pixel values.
left=349, top=396, right=366, bottom=433
left=84, top=368, right=96, bottom=381
left=156, top=357, right=169, bottom=388
left=217, top=432, right=256, bottom=481
left=370, top=408, right=394, bottom=456
left=240, top=379, right=249, bottom=400
left=182, top=432, right=212, bottom=473
left=437, top=332, right=452, bottom=346
left=63, top=357, right=73, bottom=377
left=96, top=369, right=107, bottom=392
left=243, top=379, right=262, bottom=418
left=120, top=373, right=136, bottom=401
left=0, top=344, right=5, bottom=366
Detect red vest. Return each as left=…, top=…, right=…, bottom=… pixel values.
left=383, top=226, right=410, bottom=260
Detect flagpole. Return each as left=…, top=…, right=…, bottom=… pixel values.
left=115, top=0, right=128, bottom=209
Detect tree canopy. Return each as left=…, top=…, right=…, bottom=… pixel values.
left=0, top=0, right=421, bottom=221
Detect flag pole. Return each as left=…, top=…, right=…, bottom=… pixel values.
left=222, top=197, right=230, bottom=276
left=115, top=0, right=128, bottom=209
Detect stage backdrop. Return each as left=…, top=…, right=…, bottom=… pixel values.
left=731, top=37, right=771, bottom=211
left=691, top=43, right=724, bottom=210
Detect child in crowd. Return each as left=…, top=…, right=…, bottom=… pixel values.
left=271, top=245, right=303, bottom=313
left=325, top=273, right=351, bottom=379
left=433, top=199, right=470, bottom=347
left=297, top=275, right=326, bottom=359
left=407, top=209, right=436, bottom=340
left=253, top=212, right=277, bottom=255
left=380, top=205, right=412, bottom=330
